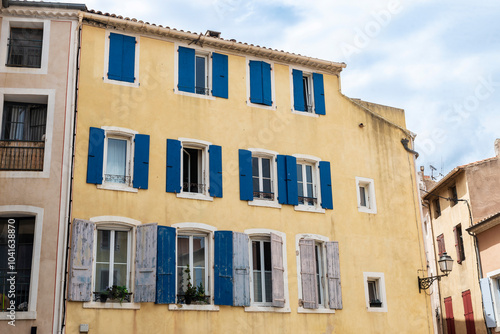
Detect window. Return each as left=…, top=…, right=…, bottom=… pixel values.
left=437, top=234, right=446, bottom=256
left=166, top=138, right=223, bottom=199
left=248, top=60, right=273, bottom=106
left=105, top=32, right=138, bottom=85
left=454, top=224, right=465, bottom=264
left=294, top=155, right=333, bottom=212
left=291, top=69, right=326, bottom=115
left=251, top=239, right=272, bottom=304
left=0, top=102, right=47, bottom=171
left=297, top=163, right=316, bottom=206
left=6, top=28, right=43, bottom=68
left=449, top=185, right=458, bottom=207
left=177, top=46, right=228, bottom=98
left=462, top=290, right=476, bottom=334
left=356, top=177, right=377, bottom=214
left=86, top=127, right=150, bottom=191
left=363, top=272, right=387, bottom=312
left=176, top=233, right=209, bottom=304
left=482, top=273, right=500, bottom=329
left=253, top=156, right=273, bottom=200
left=296, top=235, right=342, bottom=313
left=433, top=198, right=441, bottom=218
left=0, top=217, right=34, bottom=312
left=444, top=296, right=456, bottom=334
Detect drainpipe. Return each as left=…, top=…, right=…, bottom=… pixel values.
left=402, top=138, right=419, bottom=158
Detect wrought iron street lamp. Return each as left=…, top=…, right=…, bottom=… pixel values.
left=418, top=252, right=454, bottom=293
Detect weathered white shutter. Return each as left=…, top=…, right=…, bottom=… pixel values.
left=300, top=239, right=318, bottom=309
left=326, top=241, right=342, bottom=309
left=68, top=219, right=95, bottom=301
left=271, top=232, right=285, bottom=308
left=233, top=232, right=250, bottom=306
left=134, top=223, right=157, bottom=302
left=480, top=278, right=497, bottom=328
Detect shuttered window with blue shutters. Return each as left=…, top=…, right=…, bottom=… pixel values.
left=108, top=33, right=136, bottom=83
left=277, top=155, right=298, bottom=205
left=212, top=53, right=228, bottom=98
left=239, top=149, right=253, bottom=201
left=313, top=73, right=326, bottom=115
left=319, top=161, right=333, bottom=209
left=292, top=69, right=326, bottom=115
left=214, top=231, right=233, bottom=305
left=249, top=60, right=272, bottom=106
left=209, top=145, right=223, bottom=198
left=156, top=226, right=176, bottom=304
left=87, top=127, right=105, bottom=184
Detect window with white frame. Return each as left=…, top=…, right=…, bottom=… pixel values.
left=182, top=146, right=206, bottom=194
left=297, top=162, right=317, bottom=206
left=291, top=69, right=326, bottom=115
left=301, top=73, right=313, bottom=112
left=356, top=177, right=377, bottom=214
left=195, top=52, right=209, bottom=95
left=251, top=238, right=272, bottom=304
left=104, top=135, right=132, bottom=186
left=252, top=155, right=274, bottom=201
left=363, top=272, right=387, bottom=312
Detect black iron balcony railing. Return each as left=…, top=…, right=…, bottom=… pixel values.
left=298, top=196, right=317, bottom=206
left=104, top=174, right=132, bottom=186
left=183, top=182, right=206, bottom=194
left=0, top=140, right=44, bottom=171
left=253, top=191, right=274, bottom=200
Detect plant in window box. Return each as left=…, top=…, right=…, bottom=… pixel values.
left=369, top=299, right=382, bottom=308
left=95, top=285, right=132, bottom=304
left=182, top=265, right=208, bottom=304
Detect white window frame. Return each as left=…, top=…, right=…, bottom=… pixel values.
left=0, top=206, right=43, bottom=320
left=173, top=44, right=216, bottom=100
left=246, top=57, right=276, bottom=110
left=97, top=126, right=138, bottom=193
left=82, top=216, right=141, bottom=310
left=177, top=138, right=213, bottom=201
left=248, top=148, right=281, bottom=209
left=103, top=30, right=140, bottom=88
left=0, top=18, right=50, bottom=74
left=290, top=68, right=319, bottom=118
left=363, top=272, right=387, bottom=312
left=487, top=269, right=500, bottom=330
left=295, top=234, right=334, bottom=314
left=293, top=154, right=325, bottom=213
left=356, top=177, right=377, bottom=214
left=0, top=89, right=55, bottom=178
left=244, top=228, right=290, bottom=313
left=169, top=222, right=219, bottom=311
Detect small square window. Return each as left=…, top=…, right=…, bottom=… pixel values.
left=363, top=272, right=387, bottom=312
left=7, top=27, right=43, bottom=68
left=356, top=177, right=377, bottom=214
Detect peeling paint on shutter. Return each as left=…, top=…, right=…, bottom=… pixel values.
left=233, top=232, right=250, bottom=306
left=299, top=239, right=318, bottom=309
left=271, top=232, right=285, bottom=308
left=326, top=241, right=342, bottom=309
left=134, top=223, right=157, bottom=302
left=68, top=219, right=94, bottom=302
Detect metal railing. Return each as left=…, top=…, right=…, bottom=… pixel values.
left=298, top=196, right=317, bottom=205
left=7, top=40, right=42, bottom=68
left=195, top=86, right=209, bottom=95
left=0, top=274, right=30, bottom=311
left=253, top=191, right=274, bottom=200
left=104, top=174, right=132, bottom=186
left=183, top=182, right=206, bottom=194
left=0, top=140, right=44, bottom=171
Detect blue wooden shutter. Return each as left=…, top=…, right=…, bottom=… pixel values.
left=249, top=61, right=263, bottom=104
left=313, top=73, right=325, bottom=115
left=135, top=223, right=157, bottom=303
left=239, top=149, right=253, bottom=201
left=121, top=35, right=136, bottom=83
left=212, top=53, right=228, bottom=98
left=286, top=155, right=298, bottom=205
left=233, top=232, right=250, bottom=306
left=262, top=62, right=272, bottom=106
left=133, top=134, right=150, bottom=189
left=214, top=231, right=233, bottom=305
left=319, top=161, right=333, bottom=209
left=209, top=145, right=223, bottom=198
left=480, top=278, right=497, bottom=328
left=277, top=155, right=287, bottom=204
left=293, top=69, right=305, bottom=111
left=178, top=46, right=195, bottom=93
left=156, top=226, right=176, bottom=304
left=86, top=127, right=104, bottom=184
left=68, top=219, right=94, bottom=301
left=108, top=33, right=123, bottom=81
left=166, top=139, right=181, bottom=193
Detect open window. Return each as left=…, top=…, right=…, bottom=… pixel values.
left=291, top=69, right=326, bottom=115
left=356, top=177, right=377, bottom=214
left=363, top=272, right=387, bottom=312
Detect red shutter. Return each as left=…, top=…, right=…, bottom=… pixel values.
left=437, top=234, right=445, bottom=256
left=444, top=297, right=456, bottom=334
left=462, top=290, right=476, bottom=334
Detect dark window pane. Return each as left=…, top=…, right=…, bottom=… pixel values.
left=263, top=241, right=271, bottom=271
left=252, top=157, right=259, bottom=177
left=195, top=56, right=206, bottom=94
left=261, top=158, right=270, bottom=178
left=7, top=28, right=43, bottom=68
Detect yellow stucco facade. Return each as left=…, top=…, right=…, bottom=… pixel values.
left=65, top=19, right=433, bottom=333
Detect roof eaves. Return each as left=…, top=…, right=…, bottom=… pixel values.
left=467, top=211, right=500, bottom=234
left=422, top=167, right=464, bottom=200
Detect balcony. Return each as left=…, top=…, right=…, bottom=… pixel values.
left=0, top=140, right=44, bottom=171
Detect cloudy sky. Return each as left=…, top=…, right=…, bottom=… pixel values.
left=64, top=0, right=500, bottom=178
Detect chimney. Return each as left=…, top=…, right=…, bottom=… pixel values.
left=496, top=138, right=500, bottom=157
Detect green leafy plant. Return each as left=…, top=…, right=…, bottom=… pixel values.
left=98, top=285, right=131, bottom=304
left=183, top=265, right=207, bottom=304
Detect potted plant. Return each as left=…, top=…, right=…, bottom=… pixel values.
left=183, top=265, right=198, bottom=304
left=95, top=285, right=132, bottom=304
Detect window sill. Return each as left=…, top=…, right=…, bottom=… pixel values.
left=367, top=306, right=387, bottom=313
left=291, top=110, right=319, bottom=118
left=0, top=170, right=48, bottom=178
left=294, top=205, right=325, bottom=214
left=248, top=200, right=282, bottom=209
left=174, top=89, right=216, bottom=100
left=168, top=304, right=219, bottom=311
left=244, top=305, right=291, bottom=313
left=0, top=311, right=36, bottom=320
left=358, top=206, right=377, bottom=214
left=297, top=307, right=335, bottom=314
left=97, top=183, right=139, bottom=193
left=176, top=192, right=214, bottom=201
left=246, top=101, right=276, bottom=110
left=103, top=77, right=139, bottom=88
left=83, top=301, right=141, bottom=310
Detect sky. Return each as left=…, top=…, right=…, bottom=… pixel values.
left=62, top=0, right=500, bottom=178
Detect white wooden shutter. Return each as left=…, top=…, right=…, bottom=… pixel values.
left=480, top=278, right=497, bottom=328
left=233, top=232, right=250, bottom=306
left=134, top=223, right=157, bottom=302
left=299, top=239, right=318, bottom=309
left=68, top=219, right=95, bottom=301
left=326, top=241, right=342, bottom=309
left=271, top=232, right=285, bottom=308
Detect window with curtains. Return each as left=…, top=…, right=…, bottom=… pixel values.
left=7, top=28, right=43, bottom=68
left=1, top=102, right=46, bottom=141
left=104, top=135, right=131, bottom=185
